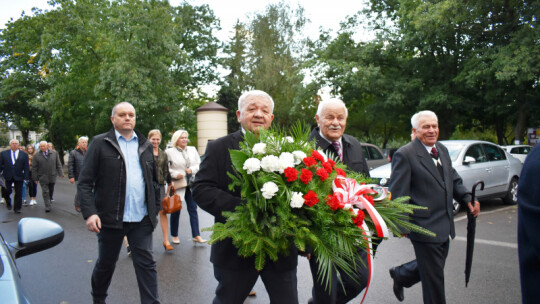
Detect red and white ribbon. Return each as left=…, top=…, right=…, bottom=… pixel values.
left=332, top=176, right=390, bottom=303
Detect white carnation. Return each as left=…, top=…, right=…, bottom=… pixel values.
left=278, top=152, right=296, bottom=173
left=285, top=136, right=294, bottom=143
left=290, top=191, right=304, bottom=208
left=292, top=151, right=307, bottom=165
left=252, top=143, right=267, bottom=155
left=261, top=181, right=279, bottom=199
left=260, top=155, right=280, bottom=172
left=243, top=158, right=261, bottom=174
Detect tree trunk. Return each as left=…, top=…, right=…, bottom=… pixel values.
left=514, top=100, right=527, bottom=144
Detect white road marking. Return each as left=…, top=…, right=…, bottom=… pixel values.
left=454, top=236, right=517, bottom=249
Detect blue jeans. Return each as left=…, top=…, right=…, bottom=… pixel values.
left=170, top=187, right=200, bottom=238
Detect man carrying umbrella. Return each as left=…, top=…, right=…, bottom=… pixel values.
left=388, top=110, right=480, bottom=303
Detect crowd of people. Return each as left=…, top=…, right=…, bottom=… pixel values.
left=4, top=89, right=538, bottom=304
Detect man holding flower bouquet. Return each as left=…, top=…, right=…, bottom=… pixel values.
left=192, top=90, right=299, bottom=304
left=307, top=98, right=372, bottom=304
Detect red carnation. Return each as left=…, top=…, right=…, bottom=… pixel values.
left=311, top=150, right=325, bottom=162
left=284, top=167, right=299, bottom=182
left=300, top=169, right=313, bottom=184
left=364, top=194, right=375, bottom=206
left=336, top=168, right=346, bottom=177
left=303, top=156, right=317, bottom=167
left=316, top=167, right=329, bottom=181
left=304, top=190, right=319, bottom=207
left=327, top=159, right=336, bottom=168
left=322, top=162, right=333, bottom=174
left=326, top=194, right=344, bottom=211
left=352, top=209, right=365, bottom=227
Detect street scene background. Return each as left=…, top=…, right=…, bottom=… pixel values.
left=0, top=177, right=521, bottom=303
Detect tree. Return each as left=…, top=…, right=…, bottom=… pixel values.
left=0, top=10, right=49, bottom=146
left=1, top=0, right=221, bottom=152
left=219, top=2, right=318, bottom=128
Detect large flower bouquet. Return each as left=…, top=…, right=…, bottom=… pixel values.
left=204, top=125, right=434, bottom=288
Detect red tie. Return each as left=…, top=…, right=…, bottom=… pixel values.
left=431, top=147, right=438, bottom=159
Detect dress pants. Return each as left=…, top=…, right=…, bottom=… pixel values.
left=2, top=178, right=23, bottom=211
left=39, top=182, right=55, bottom=209
left=28, top=180, right=38, bottom=197
left=392, top=239, right=450, bottom=304
left=309, top=247, right=369, bottom=304
left=91, top=216, right=160, bottom=304
left=170, top=187, right=200, bottom=238
left=213, top=264, right=298, bottom=304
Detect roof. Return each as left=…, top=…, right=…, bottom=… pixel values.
left=196, top=102, right=228, bottom=113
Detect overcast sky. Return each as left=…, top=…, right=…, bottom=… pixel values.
left=0, top=0, right=370, bottom=41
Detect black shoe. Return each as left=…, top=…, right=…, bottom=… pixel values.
left=14, top=210, right=21, bottom=214
left=389, top=267, right=404, bottom=302
left=307, top=298, right=314, bottom=304
left=45, top=208, right=51, bottom=213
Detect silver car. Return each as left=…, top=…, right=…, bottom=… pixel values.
left=0, top=218, right=64, bottom=303
left=502, top=145, right=533, bottom=163
left=370, top=140, right=522, bottom=214
left=361, top=143, right=389, bottom=170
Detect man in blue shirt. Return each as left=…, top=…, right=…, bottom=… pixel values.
left=78, top=102, right=161, bottom=304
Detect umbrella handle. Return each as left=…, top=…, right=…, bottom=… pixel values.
left=471, top=180, right=485, bottom=204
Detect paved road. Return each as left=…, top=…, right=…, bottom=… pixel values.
left=0, top=178, right=521, bottom=303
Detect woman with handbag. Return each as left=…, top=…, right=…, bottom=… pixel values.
left=166, top=129, right=207, bottom=245
left=148, top=129, right=174, bottom=251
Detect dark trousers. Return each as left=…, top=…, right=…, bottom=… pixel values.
left=393, top=240, right=450, bottom=304
left=91, top=217, right=160, bottom=304
left=170, top=187, right=200, bottom=238
left=28, top=180, right=37, bottom=197
left=309, top=248, right=369, bottom=304
left=2, top=179, right=23, bottom=211
left=49, top=182, right=55, bottom=199
left=213, top=265, right=298, bottom=304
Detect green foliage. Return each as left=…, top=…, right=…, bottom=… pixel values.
left=1, top=0, right=220, bottom=150
left=204, top=125, right=433, bottom=289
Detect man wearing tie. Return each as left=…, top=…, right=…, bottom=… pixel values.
left=0, top=139, right=30, bottom=213
left=307, top=98, right=371, bottom=304
left=388, top=110, right=480, bottom=303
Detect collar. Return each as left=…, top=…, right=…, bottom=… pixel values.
left=115, top=129, right=138, bottom=142
left=318, top=129, right=343, bottom=147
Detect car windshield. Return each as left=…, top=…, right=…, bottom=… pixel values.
left=440, top=142, right=465, bottom=161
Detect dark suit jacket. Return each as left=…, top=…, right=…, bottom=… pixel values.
left=0, top=149, right=30, bottom=181
left=192, top=130, right=298, bottom=271
left=517, top=144, right=540, bottom=303
left=389, top=138, right=471, bottom=243
left=308, top=127, right=370, bottom=176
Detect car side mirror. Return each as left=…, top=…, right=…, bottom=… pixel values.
left=463, top=156, right=476, bottom=165
left=8, top=217, right=64, bottom=259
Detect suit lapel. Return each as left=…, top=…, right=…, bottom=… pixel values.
left=414, top=140, right=445, bottom=188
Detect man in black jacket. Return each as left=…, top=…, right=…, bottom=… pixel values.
left=192, top=90, right=299, bottom=304
left=307, top=98, right=371, bottom=304
left=68, top=136, right=88, bottom=212
left=78, top=102, right=161, bottom=304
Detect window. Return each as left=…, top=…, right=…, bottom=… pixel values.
left=464, top=144, right=487, bottom=163
left=483, top=144, right=507, bottom=161
left=368, top=146, right=383, bottom=160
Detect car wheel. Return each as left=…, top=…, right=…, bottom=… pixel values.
left=452, top=199, right=461, bottom=215
left=503, top=177, right=518, bottom=205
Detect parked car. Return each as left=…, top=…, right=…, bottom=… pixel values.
left=369, top=140, right=522, bottom=215
left=361, top=143, right=389, bottom=170
left=0, top=217, right=64, bottom=303
left=502, top=145, right=533, bottom=163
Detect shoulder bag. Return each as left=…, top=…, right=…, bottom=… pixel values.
left=162, top=184, right=182, bottom=213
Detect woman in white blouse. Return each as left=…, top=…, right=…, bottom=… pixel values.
left=165, top=129, right=207, bottom=245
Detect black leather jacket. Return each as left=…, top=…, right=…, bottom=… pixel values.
left=78, top=128, right=161, bottom=229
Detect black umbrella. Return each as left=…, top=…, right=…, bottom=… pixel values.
left=465, top=180, right=484, bottom=287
